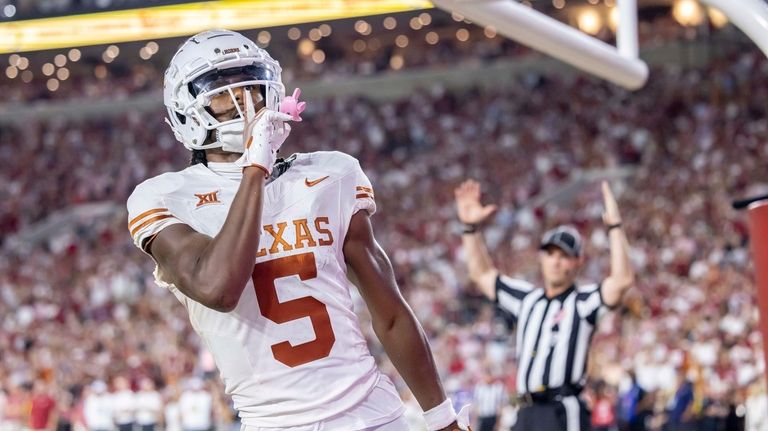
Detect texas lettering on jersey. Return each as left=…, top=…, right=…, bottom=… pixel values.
left=255, top=217, right=334, bottom=256
left=126, top=151, right=395, bottom=428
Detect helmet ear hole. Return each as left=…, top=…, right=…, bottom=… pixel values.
left=187, top=82, right=199, bottom=98
left=175, top=111, right=187, bottom=125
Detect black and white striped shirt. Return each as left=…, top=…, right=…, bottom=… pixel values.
left=495, top=275, right=611, bottom=395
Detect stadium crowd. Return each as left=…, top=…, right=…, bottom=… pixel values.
left=0, top=11, right=718, bottom=104
left=1, top=31, right=767, bottom=431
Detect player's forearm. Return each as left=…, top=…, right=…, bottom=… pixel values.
left=375, top=309, right=448, bottom=411
left=462, top=232, right=497, bottom=282
left=190, top=168, right=265, bottom=307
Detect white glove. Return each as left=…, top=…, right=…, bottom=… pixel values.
left=234, top=89, right=293, bottom=176
left=424, top=400, right=473, bottom=431
left=456, top=405, right=471, bottom=430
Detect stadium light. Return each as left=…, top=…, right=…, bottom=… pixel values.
left=608, top=7, right=619, bottom=32
left=3, top=4, right=15, bottom=18
left=0, top=0, right=431, bottom=54
left=707, top=7, right=728, bottom=28
left=672, top=0, right=705, bottom=26
left=67, top=49, right=81, bottom=62
left=577, top=9, right=603, bottom=36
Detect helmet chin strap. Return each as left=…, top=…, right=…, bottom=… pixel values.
left=212, top=87, right=254, bottom=153
left=214, top=119, right=246, bottom=153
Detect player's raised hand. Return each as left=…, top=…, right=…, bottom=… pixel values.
left=601, top=180, right=622, bottom=226
left=455, top=179, right=497, bottom=225
left=236, top=88, right=293, bottom=176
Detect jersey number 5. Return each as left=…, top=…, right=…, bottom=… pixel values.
left=251, top=252, right=336, bottom=367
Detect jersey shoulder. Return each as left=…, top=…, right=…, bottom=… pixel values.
left=126, top=166, right=202, bottom=252
left=294, top=151, right=364, bottom=178
left=127, top=165, right=205, bottom=210
left=289, top=151, right=376, bottom=216
left=128, top=172, right=183, bottom=206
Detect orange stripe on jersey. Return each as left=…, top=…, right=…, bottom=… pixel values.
left=355, top=193, right=374, bottom=200
left=129, top=208, right=168, bottom=228
left=355, top=186, right=374, bottom=193
left=130, top=214, right=174, bottom=236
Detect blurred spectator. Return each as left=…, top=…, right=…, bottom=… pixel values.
left=29, top=380, right=57, bottom=431
left=54, top=389, right=75, bottom=431
left=83, top=380, right=113, bottom=431
left=2, top=383, right=29, bottom=431
left=745, top=378, right=768, bottom=431
left=0, top=388, right=5, bottom=427
left=591, top=382, right=618, bottom=431
left=667, top=373, right=695, bottom=431
left=134, top=377, right=163, bottom=431
left=178, top=378, right=213, bottom=431
left=617, top=372, right=646, bottom=431
left=473, top=371, right=508, bottom=431
left=111, top=376, right=135, bottom=431
left=164, top=383, right=183, bottom=431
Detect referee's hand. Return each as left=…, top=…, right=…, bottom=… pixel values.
left=455, top=179, right=497, bottom=225
left=601, top=180, right=622, bottom=226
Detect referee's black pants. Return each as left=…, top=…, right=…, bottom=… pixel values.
left=513, top=396, right=591, bottom=431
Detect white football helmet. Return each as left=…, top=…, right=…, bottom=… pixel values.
left=163, top=29, right=285, bottom=151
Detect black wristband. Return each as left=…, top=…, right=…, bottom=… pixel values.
left=462, top=223, right=479, bottom=234
left=606, top=222, right=623, bottom=231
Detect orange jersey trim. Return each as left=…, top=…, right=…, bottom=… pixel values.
left=355, top=186, right=374, bottom=194
left=355, top=193, right=374, bottom=200
left=129, top=208, right=168, bottom=229
left=130, top=214, right=174, bottom=237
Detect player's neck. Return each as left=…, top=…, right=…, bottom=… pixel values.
left=205, top=148, right=243, bottom=163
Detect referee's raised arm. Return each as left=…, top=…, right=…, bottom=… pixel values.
left=599, top=181, right=636, bottom=307
left=455, top=179, right=500, bottom=300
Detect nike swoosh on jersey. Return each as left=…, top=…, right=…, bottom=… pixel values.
left=305, top=176, right=330, bottom=187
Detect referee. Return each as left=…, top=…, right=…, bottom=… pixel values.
left=454, top=179, right=635, bottom=431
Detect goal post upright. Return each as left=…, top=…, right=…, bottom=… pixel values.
left=430, top=0, right=649, bottom=90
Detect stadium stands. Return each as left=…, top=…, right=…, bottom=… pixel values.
left=0, top=11, right=766, bottom=431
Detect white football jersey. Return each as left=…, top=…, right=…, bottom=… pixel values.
left=127, top=151, right=399, bottom=427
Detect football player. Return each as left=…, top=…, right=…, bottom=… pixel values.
left=127, top=29, right=468, bottom=431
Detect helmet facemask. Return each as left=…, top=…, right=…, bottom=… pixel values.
left=163, top=30, right=286, bottom=152
left=183, top=65, right=284, bottom=153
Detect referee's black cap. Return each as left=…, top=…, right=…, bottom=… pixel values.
left=540, top=225, right=582, bottom=257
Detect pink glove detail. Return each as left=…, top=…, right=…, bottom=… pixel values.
left=279, top=88, right=307, bottom=122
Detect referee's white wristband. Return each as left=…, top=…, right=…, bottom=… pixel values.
left=423, top=398, right=457, bottom=431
